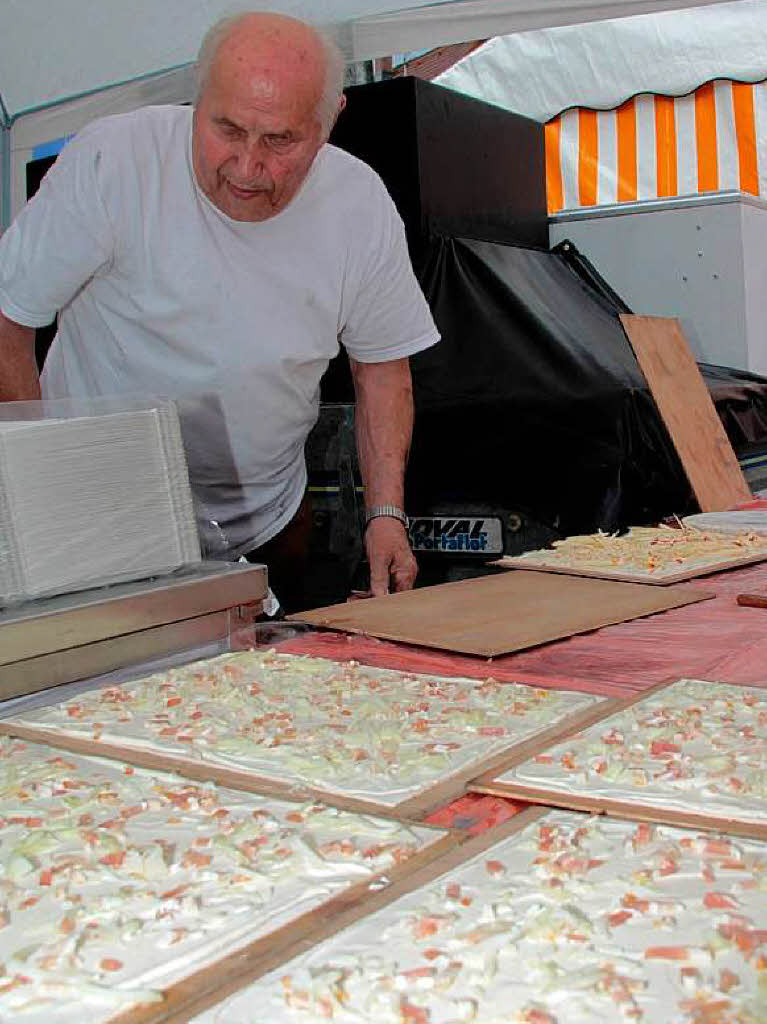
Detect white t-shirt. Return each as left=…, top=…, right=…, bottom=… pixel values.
left=0, top=105, right=439, bottom=555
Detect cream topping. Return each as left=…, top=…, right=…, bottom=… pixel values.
left=499, top=678, right=767, bottom=824
left=194, top=810, right=767, bottom=1024
left=8, top=651, right=598, bottom=806
left=0, top=736, right=439, bottom=1022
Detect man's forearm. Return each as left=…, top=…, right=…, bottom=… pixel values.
left=350, top=356, right=413, bottom=510
left=0, top=310, right=40, bottom=401
left=350, top=355, right=417, bottom=594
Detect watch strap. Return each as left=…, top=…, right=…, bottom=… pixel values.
left=365, top=504, right=408, bottom=529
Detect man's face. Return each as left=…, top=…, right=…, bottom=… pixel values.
left=192, top=51, right=326, bottom=223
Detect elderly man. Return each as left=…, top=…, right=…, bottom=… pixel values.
left=0, top=12, right=439, bottom=610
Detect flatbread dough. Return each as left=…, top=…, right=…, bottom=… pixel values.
left=194, top=809, right=767, bottom=1024
left=509, top=525, right=767, bottom=580
left=7, top=650, right=599, bottom=808
left=0, top=735, right=441, bottom=1022
left=494, top=678, right=767, bottom=826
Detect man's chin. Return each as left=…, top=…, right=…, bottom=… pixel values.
left=221, top=189, right=279, bottom=223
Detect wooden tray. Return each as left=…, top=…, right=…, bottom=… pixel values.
left=109, top=808, right=549, bottom=1024
left=0, top=695, right=617, bottom=821
left=470, top=678, right=767, bottom=840
left=494, top=549, right=767, bottom=585
left=290, top=571, right=712, bottom=657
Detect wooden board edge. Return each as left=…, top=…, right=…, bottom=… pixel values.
left=467, top=782, right=767, bottom=841
left=492, top=551, right=767, bottom=585
left=0, top=722, right=545, bottom=824
left=7, top=682, right=713, bottom=827
left=109, top=808, right=548, bottom=1024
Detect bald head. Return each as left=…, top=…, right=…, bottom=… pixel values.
left=197, top=12, right=344, bottom=136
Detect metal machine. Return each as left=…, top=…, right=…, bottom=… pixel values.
left=0, top=562, right=268, bottom=704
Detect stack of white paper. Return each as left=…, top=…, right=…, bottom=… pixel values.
left=0, top=403, right=201, bottom=604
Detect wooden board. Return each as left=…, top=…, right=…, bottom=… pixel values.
left=109, top=807, right=549, bottom=1024
left=471, top=678, right=767, bottom=840
left=737, top=592, right=767, bottom=609
left=620, top=314, right=752, bottom=510
left=494, top=548, right=767, bottom=585
left=289, top=571, right=712, bottom=657
left=0, top=695, right=619, bottom=821
left=470, top=780, right=767, bottom=840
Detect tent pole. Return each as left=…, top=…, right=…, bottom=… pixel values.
left=0, top=94, right=10, bottom=231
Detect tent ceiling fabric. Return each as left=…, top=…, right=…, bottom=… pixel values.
left=350, top=0, right=739, bottom=62
left=435, top=0, right=767, bottom=122
left=0, top=0, right=745, bottom=121
left=0, top=0, right=442, bottom=120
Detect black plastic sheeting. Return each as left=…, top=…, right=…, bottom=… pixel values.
left=701, top=362, right=767, bottom=451
left=321, top=234, right=767, bottom=539
left=404, top=235, right=765, bottom=536
left=537, top=244, right=767, bottom=452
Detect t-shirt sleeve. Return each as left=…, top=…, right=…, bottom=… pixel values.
left=340, top=176, right=440, bottom=363
left=0, top=125, right=116, bottom=328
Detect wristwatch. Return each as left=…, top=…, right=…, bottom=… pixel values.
left=365, top=504, right=409, bottom=530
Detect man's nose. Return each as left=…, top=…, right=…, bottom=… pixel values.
left=237, top=141, right=265, bottom=181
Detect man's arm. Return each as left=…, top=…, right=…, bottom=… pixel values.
left=0, top=310, right=40, bottom=401
left=350, top=355, right=417, bottom=596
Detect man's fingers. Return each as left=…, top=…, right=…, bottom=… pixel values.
left=364, top=516, right=418, bottom=597
left=369, top=561, right=391, bottom=597
left=391, top=556, right=417, bottom=592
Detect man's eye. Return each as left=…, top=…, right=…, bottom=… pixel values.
left=218, top=123, right=242, bottom=137
left=267, top=134, right=293, bottom=148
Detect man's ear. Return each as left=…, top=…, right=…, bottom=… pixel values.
left=324, top=94, right=346, bottom=140
left=331, top=93, right=347, bottom=130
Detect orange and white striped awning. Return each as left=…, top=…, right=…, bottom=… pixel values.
left=546, top=79, right=767, bottom=214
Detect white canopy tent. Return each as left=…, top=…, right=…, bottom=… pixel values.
left=436, top=0, right=767, bottom=122
left=0, top=0, right=745, bottom=226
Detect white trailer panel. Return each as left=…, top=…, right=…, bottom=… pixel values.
left=550, top=192, right=767, bottom=377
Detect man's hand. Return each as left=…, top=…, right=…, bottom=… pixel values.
left=365, top=516, right=417, bottom=596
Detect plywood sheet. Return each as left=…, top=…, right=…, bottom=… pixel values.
left=290, top=571, right=712, bottom=657
left=472, top=678, right=767, bottom=840
left=620, top=314, right=752, bottom=510
left=494, top=549, right=767, bottom=584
